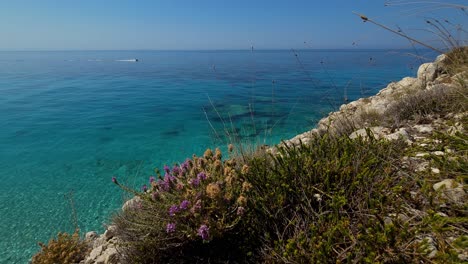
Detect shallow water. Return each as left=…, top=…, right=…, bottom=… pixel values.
left=0, top=49, right=434, bottom=263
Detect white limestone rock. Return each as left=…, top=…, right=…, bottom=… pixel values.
left=398, top=77, right=421, bottom=88
left=384, top=128, right=411, bottom=142
left=413, top=125, right=434, bottom=134
left=85, top=231, right=98, bottom=242
left=434, top=54, right=447, bottom=64
left=122, top=196, right=142, bottom=211
left=103, top=247, right=118, bottom=264
left=349, top=126, right=389, bottom=140
left=85, top=245, right=105, bottom=264
left=433, top=179, right=466, bottom=204
left=418, top=62, right=439, bottom=83
left=415, top=162, right=429, bottom=172
left=415, top=153, right=429, bottom=157
left=103, top=225, right=117, bottom=241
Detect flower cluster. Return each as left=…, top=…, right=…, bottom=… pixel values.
left=197, top=224, right=210, bottom=240
left=133, top=147, right=251, bottom=242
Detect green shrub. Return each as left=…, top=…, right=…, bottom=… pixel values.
left=383, top=83, right=467, bottom=126
left=111, top=125, right=468, bottom=263
left=242, top=133, right=416, bottom=263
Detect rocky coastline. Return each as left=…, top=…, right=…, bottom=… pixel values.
left=81, top=53, right=467, bottom=263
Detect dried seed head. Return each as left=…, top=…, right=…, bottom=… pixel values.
left=204, top=148, right=213, bottom=159
left=223, top=167, right=231, bottom=177
left=237, top=195, right=247, bottom=206
left=242, top=181, right=252, bottom=192
left=206, top=183, right=221, bottom=199
left=215, top=148, right=222, bottom=160
left=225, top=176, right=233, bottom=186
left=213, top=160, right=222, bottom=172
left=241, top=164, right=250, bottom=175
left=198, top=158, right=206, bottom=169
left=228, top=144, right=234, bottom=153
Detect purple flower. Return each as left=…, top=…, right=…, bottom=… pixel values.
left=112, top=177, right=118, bottom=184
left=190, top=177, right=200, bottom=187
left=179, top=200, right=190, bottom=210
left=149, top=176, right=156, bottom=183
left=190, top=199, right=202, bottom=214
left=164, top=165, right=170, bottom=174
left=197, top=172, right=207, bottom=181
left=163, top=173, right=176, bottom=184
left=141, top=184, right=148, bottom=192
left=172, top=165, right=181, bottom=176
left=197, top=225, right=210, bottom=240
left=168, top=205, right=179, bottom=216
left=166, top=223, right=176, bottom=233
left=181, top=159, right=191, bottom=171
left=158, top=179, right=170, bottom=191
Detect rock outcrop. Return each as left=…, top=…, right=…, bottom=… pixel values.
left=83, top=53, right=467, bottom=263
left=278, top=53, right=465, bottom=148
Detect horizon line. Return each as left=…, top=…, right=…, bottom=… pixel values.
left=0, top=47, right=430, bottom=52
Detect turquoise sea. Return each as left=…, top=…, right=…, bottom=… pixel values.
left=0, top=50, right=435, bottom=263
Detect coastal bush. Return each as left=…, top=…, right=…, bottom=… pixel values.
left=111, top=131, right=418, bottom=263
left=441, top=46, right=468, bottom=75
left=112, top=147, right=259, bottom=263
left=31, top=229, right=90, bottom=264
left=110, top=111, right=467, bottom=263
left=242, top=133, right=419, bottom=263
left=384, top=82, right=467, bottom=125
left=401, top=127, right=468, bottom=262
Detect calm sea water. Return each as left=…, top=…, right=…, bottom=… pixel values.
left=0, top=50, right=434, bottom=263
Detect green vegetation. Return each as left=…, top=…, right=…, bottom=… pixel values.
left=108, top=114, right=466, bottom=263
left=31, top=47, right=467, bottom=263
left=111, top=148, right=257, bottom=263
left=32, top=2, right=468, bottom=262
left=105, top=44, right=467, bottom=262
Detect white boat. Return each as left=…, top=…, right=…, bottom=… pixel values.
left=116, top=59, right=139, bottom=62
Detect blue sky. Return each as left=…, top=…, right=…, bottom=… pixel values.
left=0, top=0, right=466, bottom=50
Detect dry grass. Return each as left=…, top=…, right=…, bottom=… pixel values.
left=31, top=229, right=90, bottom=264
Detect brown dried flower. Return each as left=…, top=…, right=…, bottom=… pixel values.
left=228, top=144, right=234, bottom=153
left=215, top=148, right=222, bottom=160
left=242, top=181, right=252, bottom=192
left=203, top=148, right=213, bottom=159
left=241, top=164, right=249, bottom=175
left=206, top=183, right=222, bottom=199
left=237, top=195, right=247, bottom=206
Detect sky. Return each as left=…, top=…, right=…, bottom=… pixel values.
left=0, top=0, right=466, bottom=50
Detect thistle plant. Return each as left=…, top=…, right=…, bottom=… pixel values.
left=112, top=147, right=254, bottom=263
